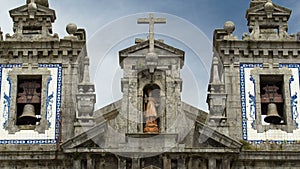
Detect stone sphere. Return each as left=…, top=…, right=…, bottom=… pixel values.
left=264, top=1, right=274, bottom=12
left=66, top=23, right=78, bottom=35
left=27, top=0, right=49, bottom=7
left=28, top=1, right=37, bottom=10
left=223, top=21, right=235, bottom=34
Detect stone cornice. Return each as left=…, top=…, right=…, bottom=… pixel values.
left=214, top=40, right=300, bottom=58
left=239, top=150, right=300, bottom=160
left=0, top=40, right=86, bottom=58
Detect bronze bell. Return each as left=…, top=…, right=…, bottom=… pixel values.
left=18, top=104, right=37, bottom=125
left=264, top=103, right=282, bottom=124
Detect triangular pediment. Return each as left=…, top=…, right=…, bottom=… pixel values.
left=119, top=40, right=184, bottom=66
left=194, top=120, right=242, bottom=149
left=61, top=121, right=108, bottom=149
left=9, top=4, right=56, bottom=21
left=246, top=3, right=291, bottom=17
left=119, top=40, right=184, bottom=56
left=181, top=102, right=241, bottom=149
left=61, top=100, right=121, bottom=149
left=62, top=100, right=241, bottom=152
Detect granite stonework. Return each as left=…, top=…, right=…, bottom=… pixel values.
left=2, top=0, right=300, bottom=168
left=209, top=0, right=300, bottom=168
left=0, top=0, right=94, bottom=168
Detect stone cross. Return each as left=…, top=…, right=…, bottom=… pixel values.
left=137, top=13, right=166, bottom=53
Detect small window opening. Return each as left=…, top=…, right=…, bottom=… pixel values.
left=260, top=75, right=285, bottom=124
left=171, top=159, right=178, bottom=169
left=126, top=159, right=132, bottom=169
left=16, top=75, right=42, bottom=125
left=22, top=25, right=42, bottom=34
left=260, top=26, right=279, bottom=35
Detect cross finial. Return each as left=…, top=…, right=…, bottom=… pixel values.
left=137, top=13, right=166, bottom=53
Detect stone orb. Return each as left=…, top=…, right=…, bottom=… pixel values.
left=264, top=1, right=274, bottom=12
left=66, top=23, right=78, bottom=35
left=223, top=21, right=235, bottom=34
left=28, top=1, right=37, bottom=10
left=27, top=0, right=49, bottom=7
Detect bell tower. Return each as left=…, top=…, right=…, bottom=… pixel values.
left=0, top=0, right=95, bottom=147
left=119, top=14, right=184, bottom=134
left=211, top=0, right=300, bottom=145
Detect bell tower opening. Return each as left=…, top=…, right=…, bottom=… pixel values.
left=143, top=84, right=160, bottom=133
left=16, top=75, right=42, bottom=125
left=260, top=75, right=285, bottom=125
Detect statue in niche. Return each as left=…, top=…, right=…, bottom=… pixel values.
left=144, top=88, right=159, bottom=133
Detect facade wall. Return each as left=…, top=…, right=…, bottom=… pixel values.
left=0, top=160, right=72, bottom=169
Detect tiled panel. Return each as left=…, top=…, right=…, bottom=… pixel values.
left=240, top=63, right=300, bottom=143
left=0, top=64, right=62, bottom=144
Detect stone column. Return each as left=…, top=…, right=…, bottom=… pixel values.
left=87, top=155, right=94, bottom=169
left=128, top=80, right=138, bottom=133
left=138, top=90, right=144, bottom=133
left=208, top=158, right=216, bottom=169
left=178, top=156, right=186, bottom=169
left=121, top=78, right=129, bottom=133
left=73, top=159, right=81, bottom=169
left=163, top=156, right=171, bottom=169
left=197, top=159, right=208, bottom=169
left=160, top=94, right=166, bottom=132
left=118, top=157, right=126, bottom=169
left=187, top=157, right=193, bottom=169
left=222, top=159, right=230, bottom=169
left=132, top=158, right=140, bottom=169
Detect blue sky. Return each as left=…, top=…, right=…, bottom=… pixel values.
left=1, top=0, right=300, bottom=111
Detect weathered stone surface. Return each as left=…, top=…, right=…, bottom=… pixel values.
left=3, top=0, right=300, bottom=168
left=210, top=0, right=300, bottom=168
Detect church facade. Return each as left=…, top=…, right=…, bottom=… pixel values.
left=0, top=0, right=300, bottom=168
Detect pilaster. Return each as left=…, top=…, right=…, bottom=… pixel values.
left=132, top=158, right=140, bottom=169
left=163, top=155, right=171, bottom=169
left=208, top=158, right=216, bottom=169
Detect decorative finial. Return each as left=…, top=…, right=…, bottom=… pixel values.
left=137, top=13, right=166, bottom=53
left=212, top=56, right=221, bottom=84
left=66, top=23, right=78, bottom=36
left=224, top=21, right=235, bottom=35
left=26, top=0, right=49, bottom=7
left=27, top=0, right=37, bottom=19
left=264, top=0, right=274, bottom=18
left=82, top=55, right=91, bottom=84
left=64, top=23, right=78, bottom=40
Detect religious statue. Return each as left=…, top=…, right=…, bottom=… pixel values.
left=143, top=89, right=159, bottom=133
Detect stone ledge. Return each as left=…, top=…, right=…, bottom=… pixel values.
left=125, top=133, right=178, bottom=148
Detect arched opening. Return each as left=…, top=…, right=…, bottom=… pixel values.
left=143, top=84, right=160, bottom=133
